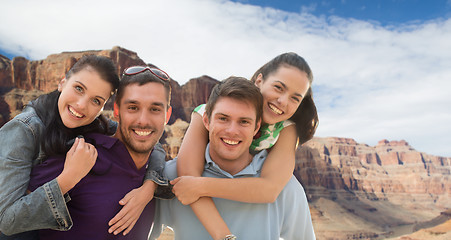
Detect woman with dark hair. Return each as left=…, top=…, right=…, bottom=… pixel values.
left=0, top=55, right=120, bottom=238
left=250, top=52, right=318, bottom=146
left=171, top=52, right=318, bottom=239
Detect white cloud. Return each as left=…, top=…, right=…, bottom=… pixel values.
left=1, top=0, right=450, bottom=157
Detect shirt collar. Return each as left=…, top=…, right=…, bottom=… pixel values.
left=84, top=132, right=120, bottom=149
left=204, top=144, right=268, bottom=178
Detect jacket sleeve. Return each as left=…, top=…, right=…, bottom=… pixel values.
left=145, top=143, right=175, bottom=200
left=0, top=118, right=72, bottom=235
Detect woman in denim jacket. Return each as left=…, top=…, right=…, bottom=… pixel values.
left=0, top=55, right=171, bottom=239
left=0, top=55, right=126, bottom=239
left=0, top=55, right=120, bottom=238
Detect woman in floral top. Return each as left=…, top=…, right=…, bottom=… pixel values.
left=173, top=52, right=319, bottom=240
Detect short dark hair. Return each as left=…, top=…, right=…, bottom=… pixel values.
left=116, top=66, right=171, bottom=107
left=250, top=52, right=318, bottom=145
left=205, top=76, right=263, bottom=126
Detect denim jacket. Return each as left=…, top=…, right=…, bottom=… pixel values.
left=0, top=106, right=171, bottom=238
left=0, top=106, right=70, bottom=236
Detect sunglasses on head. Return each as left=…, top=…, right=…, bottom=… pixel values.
left=123, top=66, right=170, bottom=81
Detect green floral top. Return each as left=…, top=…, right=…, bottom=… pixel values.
left=194, top=104, right=294, bottom=151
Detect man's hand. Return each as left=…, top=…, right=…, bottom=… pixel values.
left=171, top=176, right=204, bottom=205
left=108, top=181, right=156, bottom=235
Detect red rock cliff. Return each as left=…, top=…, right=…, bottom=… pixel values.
left=1, top=47, right=450, bottom=239
left=0, top=47, right=217, bottom=126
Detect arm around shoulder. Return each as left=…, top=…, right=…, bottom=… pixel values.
left=177, top=112, right=209, bottom=177
left=190, top=125, right=298, bottom=203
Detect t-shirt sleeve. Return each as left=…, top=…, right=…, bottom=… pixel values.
left=193, top=104, right=206, bottom=116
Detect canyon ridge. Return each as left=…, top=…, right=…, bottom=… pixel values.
left=1, top=47, right=450, bottom=240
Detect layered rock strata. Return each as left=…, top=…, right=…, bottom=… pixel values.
left=1, top=47, right=450, bottom=239
left=0, top=47, right=218, bottom=126
left=296, top=137, right=451, bottom=239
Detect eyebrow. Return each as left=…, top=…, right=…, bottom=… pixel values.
left=215, top=112, right=254, bottom=122
left=75, top=81, right=107, bottom=101
left=276, top=80, right=304, bottom=98
left=152, top=102, right=166, bottom=108
left=123, top=100, right=165, bottom=108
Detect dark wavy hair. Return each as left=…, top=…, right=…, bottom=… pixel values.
left=31, top=55, right=120, bottom=156
left=250, top=52, right=319, bottom=145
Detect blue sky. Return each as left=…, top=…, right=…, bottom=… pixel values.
left=2, top=0, right=450, bottom=59
left=0, top=49, right=15, bottom=60
left=234, top=0, right=451, bottom=25
left=1, top=0, right=451, bottom=157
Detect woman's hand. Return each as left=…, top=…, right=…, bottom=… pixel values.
left=171, top=176, right=205, bottom=205
left=57, top=137, right=97, bottom=194
left=108, top=181, right=156, bottom=235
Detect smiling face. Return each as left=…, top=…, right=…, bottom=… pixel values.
left=57, top=67, right=113, bottom=129
left=114, top=82, right=168, bottom=159
left=203, top=97, right=260, bottom=174
left=255, top=65, right=310, bottom=125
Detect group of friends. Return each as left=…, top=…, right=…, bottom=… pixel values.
left=0, top=52, right=318, bottom=240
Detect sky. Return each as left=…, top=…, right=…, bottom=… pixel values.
left=1, top=0, right=450, bottom=157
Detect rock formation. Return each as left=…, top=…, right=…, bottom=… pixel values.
left=0, top=47, right=147, bottom=92
left=0, top=46, right=218, bottom=126
left=1, top=47, right=450, bottom=239
left=390, top=210, right=451, bottom=240
left=167, top=76, right=218, bottom=123
left=296, top=137, right=451, bottom=239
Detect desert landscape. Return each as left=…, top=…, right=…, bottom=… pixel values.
left=1, top=47, right=449, bottom=239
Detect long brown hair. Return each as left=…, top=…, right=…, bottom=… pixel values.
left=250, top=52, right=318, bottom=145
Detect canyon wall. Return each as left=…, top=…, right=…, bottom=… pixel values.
left=1, top=47, right=450, bottom=239
left=0, top=46, right=217, bottom=126
left=295, top=137, right=451, bottom=239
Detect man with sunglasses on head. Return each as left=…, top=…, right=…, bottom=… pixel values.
left=27, top=66, right=173, bottom=240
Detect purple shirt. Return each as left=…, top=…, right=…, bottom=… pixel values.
left=28, top=133, right=155, bottom=240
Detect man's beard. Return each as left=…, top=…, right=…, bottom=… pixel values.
left=119, top=123, right=156, bottom=155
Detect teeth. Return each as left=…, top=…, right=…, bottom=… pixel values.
left=223, top=139, right=239, bottom=145
left=135, top=130, right=152, bottom=136
left=69, top=106, right=83, bottom=118
left=268, top=103, right=283, bottom=115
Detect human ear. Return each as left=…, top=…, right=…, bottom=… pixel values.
left=165, top=106, right=172, bottom=124
left=254, top=73, right=264, bottom=88
left=202, top=113, right=210, bottom=131
left=58, top=78, right=67, bottom=92
left=254, top=118, right=261, bottom=136
left=113, top=103, right=119, bottom=120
